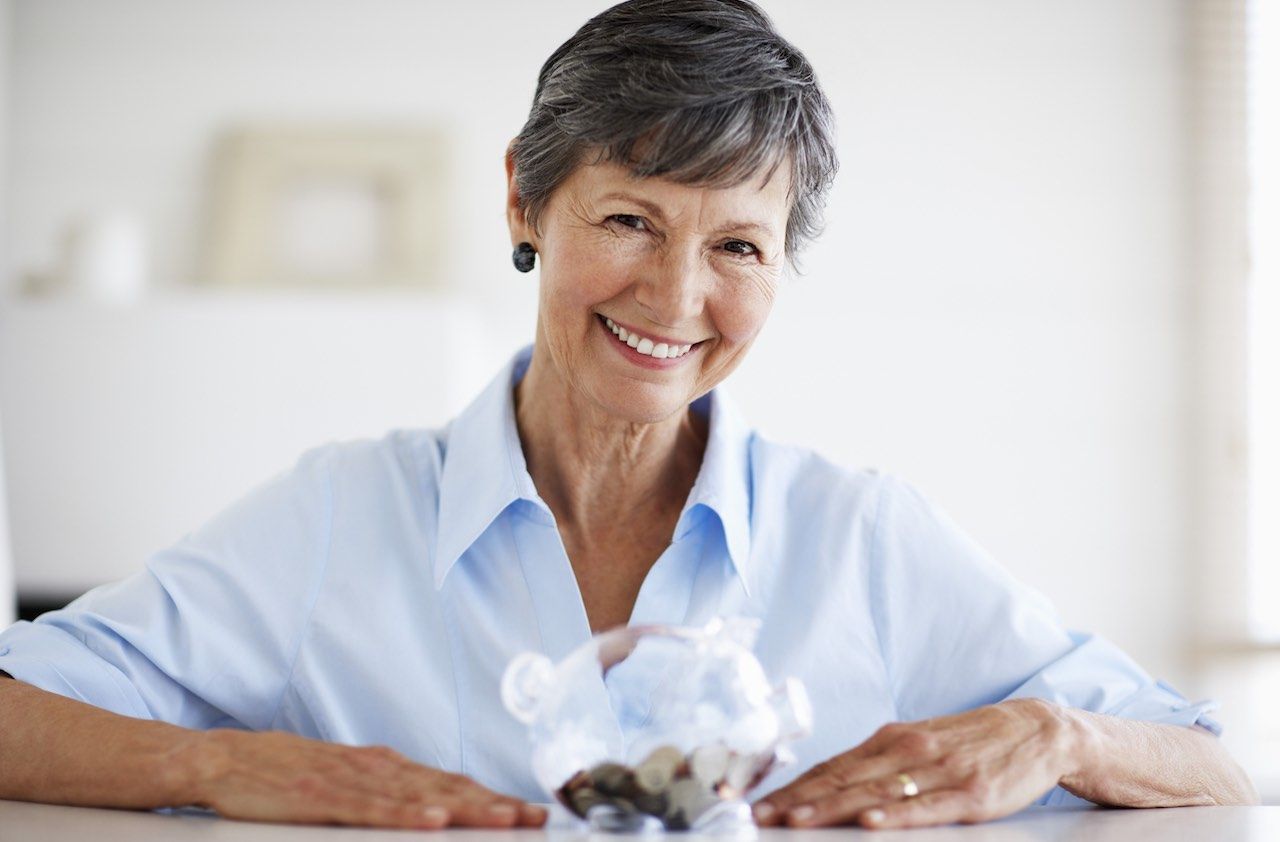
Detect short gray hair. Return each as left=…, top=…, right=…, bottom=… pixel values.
left=511, top=0, right=838, bottom=268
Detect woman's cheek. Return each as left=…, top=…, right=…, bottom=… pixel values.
left=715, top=274, right=777, bottom=343
left=708, top=308, right=763, bottom=350
left=560, top=243, right=641, bottom=301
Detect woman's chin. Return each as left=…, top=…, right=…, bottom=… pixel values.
left=588, top=380, right=691, bottom=426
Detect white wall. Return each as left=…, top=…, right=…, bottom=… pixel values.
left=744, top=0, right=1192, bottom=689
left=0, top=0, right=15, bottom=626
left=0, top=0, right=9, bottom=287
left=3, top=1, right=1195, bottom=687
left=0, top=416, right=12, bottom=627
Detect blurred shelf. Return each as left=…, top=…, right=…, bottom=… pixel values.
left=2, top=286, right=478, bottom=311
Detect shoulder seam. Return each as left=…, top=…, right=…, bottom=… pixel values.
left=866, top=475, right=902, bottom=721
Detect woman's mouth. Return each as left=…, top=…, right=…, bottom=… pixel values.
left=595, top=314, right=708, bottom=371
left=596, top=313, right=700, bottom=359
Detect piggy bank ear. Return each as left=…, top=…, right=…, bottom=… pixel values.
left=501, top=651, right=555, bottom=724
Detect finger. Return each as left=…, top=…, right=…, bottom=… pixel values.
left=415, top=790, right=543, bottom=828
left=276, top=790, right=453, bottom=829
left=426, top=799, right=521, bottom=827
left=398, top=768, right=530, bottom=825
left=331, top=748, right=441, bottom=803
left=782, top=770, right=938, bottom=827
left=751, top=800, right=785, bottom=827
left=753, top=777, right=845, bottom=823
left=756, top=722, right=946, bottom=818
left=755, top=755, right=901, bottom=816
left=518, top=803, right=549, bottom=827
left=857, top=789, right=978, bottom=830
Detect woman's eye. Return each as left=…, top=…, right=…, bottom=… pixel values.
left=723, top=240, right=758, bottom=256
left=609, top=214, right=646, bottom=230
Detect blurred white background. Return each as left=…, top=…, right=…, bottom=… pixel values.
left=0, top=0, right=1274, bottom=801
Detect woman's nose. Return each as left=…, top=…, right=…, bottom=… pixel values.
left=633, top=248, right=707, bottom=326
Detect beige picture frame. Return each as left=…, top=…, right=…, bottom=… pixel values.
left=204, top=125, right=449, bottom=290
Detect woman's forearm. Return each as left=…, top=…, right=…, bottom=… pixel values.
left=0, top=677, right=204, bottom=808
left=1058, top=706, right=1258, bottom=807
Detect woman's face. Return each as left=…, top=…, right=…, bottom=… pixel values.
left=509, top=157, right=791, bottom=424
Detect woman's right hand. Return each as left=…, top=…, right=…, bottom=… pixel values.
left=180, top=728, right=547, bottom=829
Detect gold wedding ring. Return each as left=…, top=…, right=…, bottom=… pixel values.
left=897, top=772, right=920, bottom=798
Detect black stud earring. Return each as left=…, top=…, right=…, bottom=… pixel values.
left=512, top=242, right=536, bottom=273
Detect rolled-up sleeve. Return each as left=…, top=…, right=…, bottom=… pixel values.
left=869, top=474, right=1220, bottom=807
left=0, top=445, right=335, bottom=731
left=1001, top=632, right=1220, bottom=805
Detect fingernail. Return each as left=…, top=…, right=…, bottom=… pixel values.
left=487, top=803, right=518, bottom=819
left=753, top=803, right=776, bottom=820
left=422, top=806, right=448, bottom=823
left=789, top=805, right=816, bottom=824
left=864, top=808, right=886, bottom=825
left=520, top=804, right=548, bottom=824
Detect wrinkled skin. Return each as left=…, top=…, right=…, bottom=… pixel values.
left=752, top=699, right=1077, bottom=830
left=189, top=729, right=548, bottom=829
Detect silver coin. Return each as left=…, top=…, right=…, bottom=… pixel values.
left=666, top=777, right=716, bottom=826
left=635, top=745, right=683, bottom=793
left=690, top=743, right=731, bottom=786
left=648, top=745, right=685, bottom=770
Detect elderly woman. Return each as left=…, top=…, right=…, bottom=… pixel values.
left=0, top=0, right=1256, bottom=831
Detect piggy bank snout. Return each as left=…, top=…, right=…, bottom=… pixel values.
left=501, top=651, right=556, bottom=724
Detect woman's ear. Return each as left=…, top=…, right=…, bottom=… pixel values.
left=505, top=141, right=536, bottom=248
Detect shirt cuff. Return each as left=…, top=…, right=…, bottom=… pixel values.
left=0, top=623, right=153, bottom=719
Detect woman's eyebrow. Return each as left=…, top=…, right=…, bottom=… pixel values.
left=599, top=191, right=667, bottom=218
left=599, top=192, right=776, bottom=239
left=714, top=220, right=775, bottom=239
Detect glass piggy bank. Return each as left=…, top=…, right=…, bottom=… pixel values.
left=501, top=617, right=812, bottom=835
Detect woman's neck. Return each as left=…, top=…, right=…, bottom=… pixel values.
left=513, top=344, right=707, bottom=537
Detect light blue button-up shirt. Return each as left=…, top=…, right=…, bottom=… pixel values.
left=0, top=345, right=1219, bottom=807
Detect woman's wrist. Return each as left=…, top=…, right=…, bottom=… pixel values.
left=1002, top=697, right=1096, bottom=794
left=162, top=727, right=231, bottom=808
left=1051, top=704, right=1102, bottom=795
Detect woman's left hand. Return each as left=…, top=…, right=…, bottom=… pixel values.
left=751, top=698, right=1081, bottom=830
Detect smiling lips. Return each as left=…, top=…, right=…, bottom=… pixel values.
left=600, top=315, right=696, bottom=359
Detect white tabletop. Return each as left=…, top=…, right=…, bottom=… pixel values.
left=2, top=801, right=1279, bottom=841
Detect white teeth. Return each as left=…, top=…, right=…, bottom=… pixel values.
left=604, top=315, right=697, bottom=359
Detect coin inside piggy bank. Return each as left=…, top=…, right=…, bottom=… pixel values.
left=502, top=617, right=812, bottom=834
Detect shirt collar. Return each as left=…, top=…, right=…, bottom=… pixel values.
left=433, top=344, right=754, bottom=593
left=678, top=383, right=754, bottom=594
left=433, top=346, right=538, bottom=589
